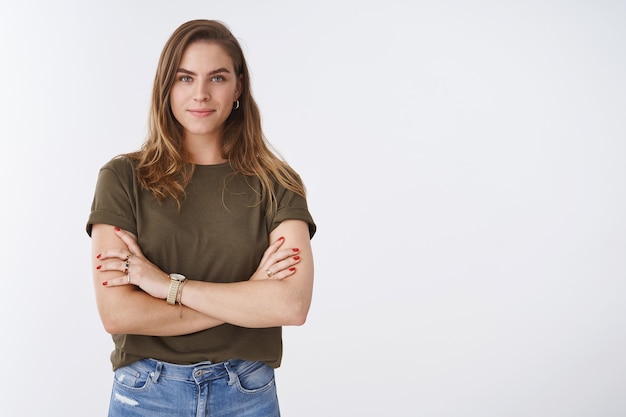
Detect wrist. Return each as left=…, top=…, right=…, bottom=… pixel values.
left=176, top=279, right=187, bottom=318
left=167, top=273, right=186, bottom=305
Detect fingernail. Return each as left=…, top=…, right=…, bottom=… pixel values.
left=96, top=265, right=102, bottom=270
left=96, top=253, right=101, bottom=259
left=102, top=281, right=108, bottom=286
left=279, top=237, right=285, bottom=241
left=114, top=227, right=120, bottom=232
left=293, top=256, right=300, bottom=260
left=293, top=248, right=299, bottom=252
left=289, top=267, right=296, bottom=272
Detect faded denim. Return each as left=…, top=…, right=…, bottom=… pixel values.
left=108, top=358, right=280, bottom=417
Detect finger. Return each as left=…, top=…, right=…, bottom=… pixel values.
left=264, top=247, right=300, bottom=269
left=265, top=266, right=297, bottom=281
left=114, top=227, right=144, bottom=257
left=263, top=252, right=301, bottom=279
left=258, top=236, right=285, bottom=265
left=257, top=252, right=298, bottom=280
left=95, top=259, right=131, bottom=274
left=96, top=248, right=135, bottom=262
left=102, top=274, right=133, bottom=287
left=271, top=254, right=301, bottom=274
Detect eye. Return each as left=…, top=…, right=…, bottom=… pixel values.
left=211, top=75, right=225, bottom=82
left=179, top=75, right=193, bottom=83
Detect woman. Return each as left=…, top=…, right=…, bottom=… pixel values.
left=86, top=19, right=315, bottom=417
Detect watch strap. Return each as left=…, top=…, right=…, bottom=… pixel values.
left=166, top=273, right=186, bottom=305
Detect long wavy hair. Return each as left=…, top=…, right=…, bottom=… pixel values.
left=127, top=19, right=305, bottom=212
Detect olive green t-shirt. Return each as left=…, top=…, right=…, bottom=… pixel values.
left=86, top=156, right=316, bottom=370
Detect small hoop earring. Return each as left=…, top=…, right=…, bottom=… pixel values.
left=233, top=99, right=240, bottom=110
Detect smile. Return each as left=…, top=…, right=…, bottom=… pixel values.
left=188, top=109, right=215, bottom=117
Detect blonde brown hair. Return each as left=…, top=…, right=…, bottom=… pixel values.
left=128, top=19, right=305, bottom=211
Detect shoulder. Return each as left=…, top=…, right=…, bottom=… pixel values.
left=93, top=155, right=140, bottom=194
left=98, top=155, right=137, bottom=180
left=100, top=155, right=135, bottom=172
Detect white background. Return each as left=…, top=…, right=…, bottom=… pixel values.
left=1, top=1, right=625, bottom=416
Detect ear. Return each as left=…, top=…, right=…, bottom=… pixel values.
left=235, top=74, right=243, bottom=100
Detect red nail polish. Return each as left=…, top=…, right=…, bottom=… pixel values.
left=114, top=227, right=120, bottom=231
left=293, top=248, right=299, bottom=252
left=279, top=236, right=285, bottom=241
left=96, top=253, right=101, bottom=259
left=289, top=267, right=296, bottom=272
left=293, top=256, right=300, bottom=261
left=102, top=281, right=108, bottom=286
left=96, top=265, right=102, bottom=270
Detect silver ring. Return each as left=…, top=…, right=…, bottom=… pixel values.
left=266, top=269, right=274, bottom=278
left=125, top=253, right=133, bottom=260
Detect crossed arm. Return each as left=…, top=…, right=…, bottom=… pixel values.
left=91, top=219, right=314, bottom=337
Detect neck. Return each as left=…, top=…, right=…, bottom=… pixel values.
left=183, top=134, right=226, bottom=165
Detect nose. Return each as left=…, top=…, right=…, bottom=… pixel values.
left=193, top=81, right=211, bottom=102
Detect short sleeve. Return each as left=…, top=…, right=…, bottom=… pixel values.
left=86, top=157, right=139, bottom=237
left=268, top=184, right=316, bottom=239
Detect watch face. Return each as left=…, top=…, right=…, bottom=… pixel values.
left=169, top=273, right=186, bottom=281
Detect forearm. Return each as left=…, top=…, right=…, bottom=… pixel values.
left=92, top=220, right=313, bottom=333
left=96, top=286, right=224, bottom=336
left=180, top=220, right=314, bottom=328
left=181, top=277, right=312, bottom=328
left=92, top=223, right=223, bottom=336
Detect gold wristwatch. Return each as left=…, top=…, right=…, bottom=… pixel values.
left=167, top=273, right=186, bottom=305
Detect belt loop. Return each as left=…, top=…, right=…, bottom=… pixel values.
left=224, top=361, right=237, bottom=386
left=150, top=360, right=163, bottom=383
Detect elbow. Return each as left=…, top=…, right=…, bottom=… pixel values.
left=284, top=301, right=310, bottom=326
left=278, top=275, right=312, bottom=326
left=99, top=308, right=128, bottom=335
left=96, top=290, right=140, bottom=335
left=290, top=314, right=307, bottom=326
left=282, top=283, right=313, bottom=326
left=284, top=314, right=307, bottom=327
left=101, top=316, right=123, bottom=335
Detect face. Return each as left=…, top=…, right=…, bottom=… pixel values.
left=170, top=41, right=241, bottom=143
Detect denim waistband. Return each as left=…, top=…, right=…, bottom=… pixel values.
left=129, top=358, right=250, bottom=384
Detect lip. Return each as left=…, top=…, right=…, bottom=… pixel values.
left=188, top=109, right=215, bottom=117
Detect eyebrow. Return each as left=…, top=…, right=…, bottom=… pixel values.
left=176, top=67, right=231, bottom=76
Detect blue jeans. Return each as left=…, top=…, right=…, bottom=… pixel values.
left=108, top=358, right=281, bottom=417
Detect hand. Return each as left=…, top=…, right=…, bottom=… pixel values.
left=250, top=236, right=301, bottom=281
left=97, top=227, right=170, bottom=299
left=98, top=230, right=301, bottom=296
